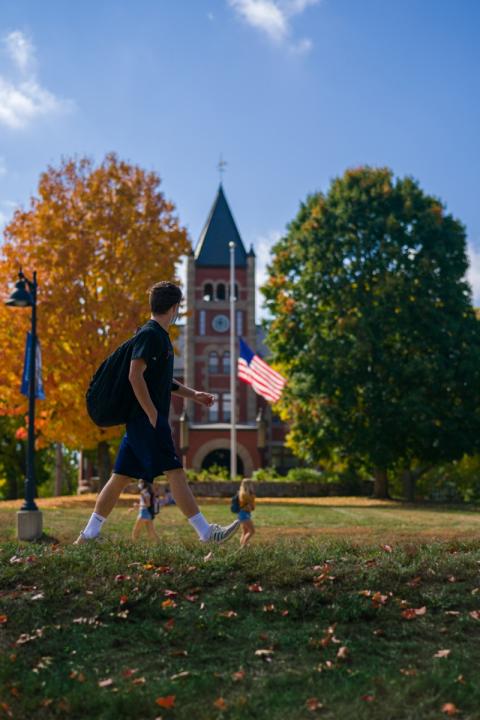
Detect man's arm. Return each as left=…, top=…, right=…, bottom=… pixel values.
left=129, top=358, right=157, bottom=427
left=171, top=380, right=215, bottom=407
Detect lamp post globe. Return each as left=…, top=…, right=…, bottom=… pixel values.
left=5, top=270, right=43, bottom=541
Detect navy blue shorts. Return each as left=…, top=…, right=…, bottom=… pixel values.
left=113, top=412, right=182, bottom=482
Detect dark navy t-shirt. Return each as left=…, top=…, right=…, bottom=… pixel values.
left=130, top=319, right=179, bottom=419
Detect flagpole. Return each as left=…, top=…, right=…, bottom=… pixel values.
left=229, top=241, right=237, bottom=481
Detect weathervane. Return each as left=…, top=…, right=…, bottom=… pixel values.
left=217, top=154, right=227, bottom=183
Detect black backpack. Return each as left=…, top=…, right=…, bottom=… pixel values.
left=86, top=329, right=143, bottom=427
left=230, top=492, right=240, bottom=514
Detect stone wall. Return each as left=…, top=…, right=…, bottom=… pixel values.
left=124, top=480, right=372, bottom=498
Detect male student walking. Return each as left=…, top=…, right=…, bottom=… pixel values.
left=75, top=281, right=239, bottom=545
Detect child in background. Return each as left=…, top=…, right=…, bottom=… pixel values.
left=238, top=479, right=256, bottom=547
left=162, top=484, right=176, bottom=506
left=132, top=479, right=159, bottom=542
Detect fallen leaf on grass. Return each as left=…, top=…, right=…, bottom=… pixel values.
left=281, top=610, right=289, bottom=617
left=164, top=590, right=178, bottom=598
left=164, top=618, right=175, bottom=631
left=248, top=583, right=263, bottom=593
left=456, top=675, right=465, bottom=684
left=219, top=610, right=238, bottom=619
left=203, top=552, right=213, bottom=562
left=132, top=677, right=146, bottom=685
left=401, top=606, right=427, bottom=620
left=162, top=599, right=177, bottom=609
left=255, top=648, right=274, bottom=660
left=263, top=604, right=275, bottom=612
left=445, top=611, right=461, bottom=616
left=400, top=667, right=418, bottom=676
left=0, top=703, right=13, bottom=718
left=381, top=544, right=393, bottom=553
left=31, top=593, right=44, bottom=601
left=232, top=670, right=245, bottom=682
left=361, top=695, right=375, bottom=702
left=119, top=595, right=128, bottom=605
left=184, top=595, right=198, bottom=603
left=170, top=671, right=190, bottom=681
left=434, top=649, right=451, bottom=658
left=114, top=574, right=130, bottom=582
left=69, top=670, right=86, bottom=682
left=98, top=678, right=114, bottom=688
left=170, top=649, right=188, bottom=657
left=122, top=668, right=138, bottom=678
left=9, top=688, right=20, bottom=699
left=371, top=592, right=389, bottom=607
left=213, top=698, right=227, bottom=710
left=156, top=695, right=176, bottom=709
left=306, top=697, right=323, bottom=712
left=469, top=610, right=480, bottom=621
left=336, top=646, right=350, bottom=661
left=441, top=703, right=459, bottom=716
left=0, top=615, right=7, bottom=624
left=373, top=629, right=385, bottom=637
left=143, top=564, right=155, bottom=571
left=407, top=576, right=422, bottom=588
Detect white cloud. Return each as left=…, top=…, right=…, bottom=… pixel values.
left=5, top=30, right=35, bottom=73
left=228, top=0, right=319, bottom=52
left=467, top=242, right=480, bottom=306
left=253, top=229, right=282, bottom=319
left=0, top=30, right=72, bottom=129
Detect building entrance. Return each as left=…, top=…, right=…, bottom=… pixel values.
left=201, top=449, right=245, bottom=476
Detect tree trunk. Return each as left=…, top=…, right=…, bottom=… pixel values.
left=373, top=467, right=389, bottom=499
left=97, top=441, right=111, bottom=488
left=402, top=468, right=415, bottom=502
left=54, top=443, right=63, bottom=496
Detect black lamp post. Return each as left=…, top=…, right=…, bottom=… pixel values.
left=6, top=270, right=42, bottom=539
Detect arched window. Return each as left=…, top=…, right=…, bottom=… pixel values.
left=203, top=283, right=214, bottom=302
left=208, top=351, right=219, bottom=374
left=216, top=283, right=226, bottom=301
left=222, top=351, right=230, bottom=374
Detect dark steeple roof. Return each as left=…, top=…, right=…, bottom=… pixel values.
left=194, top=185, right=248, bottom=267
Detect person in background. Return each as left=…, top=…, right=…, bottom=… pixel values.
left=132, top=479, right=159, bottom=542
left=162, top=484, right=175, bottom=506
left=238, top=479, right=256, bottom=547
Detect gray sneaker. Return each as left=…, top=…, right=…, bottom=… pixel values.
left=203, top=520, right=240, bottom=545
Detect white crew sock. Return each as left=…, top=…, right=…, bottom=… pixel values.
left=82, top=512, right=106, bottom=539
left=188, top=512, right=211, bottom=541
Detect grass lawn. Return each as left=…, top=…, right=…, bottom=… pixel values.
left=1, top=497, right=480, bottom=719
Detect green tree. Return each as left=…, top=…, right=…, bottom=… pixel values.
left=262, top=167, right=480, bottom=498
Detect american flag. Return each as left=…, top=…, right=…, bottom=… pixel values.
left=238, top=338, right=286, bottom=403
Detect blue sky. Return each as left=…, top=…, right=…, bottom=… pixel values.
left=1, top=0, right=479, bottom=317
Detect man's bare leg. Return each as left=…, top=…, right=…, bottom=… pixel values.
left=165, top=467, right=240, bottom=543
left=164, top=468, right=199, bottom=518
left=74, top=473, right=133, bottom=544
left=94, top=473, right=133, bottom=517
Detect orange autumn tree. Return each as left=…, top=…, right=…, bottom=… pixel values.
left=0, top=153, right=189, bottom=482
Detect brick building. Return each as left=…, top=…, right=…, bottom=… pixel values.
left=170, top=185, right=296, bottom=476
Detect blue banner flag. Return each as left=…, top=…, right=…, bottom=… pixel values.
left=21, top=332, right=46, bottom=400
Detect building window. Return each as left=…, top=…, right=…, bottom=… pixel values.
left=208, top=393, right=219, bottom=422
left=199, top=310, right=206, bottom=335
left=228, top=283, right=239, bottom=300
left=216, top=283, right=226, bottom=301
left=236, top=310, right=243, bottom=336
left=203, top=283, right=214, bottom=302
left=222, top=393, right=231, bottom=422
left=222, top=351, right=230, bottom=374
left=208, top=351, right=219, bottom=374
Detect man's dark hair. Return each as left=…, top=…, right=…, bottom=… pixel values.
left=149, top=281, right=182, bottom=315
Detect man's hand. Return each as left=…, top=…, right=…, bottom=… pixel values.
left=194, top=391, right=215, bottom=407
